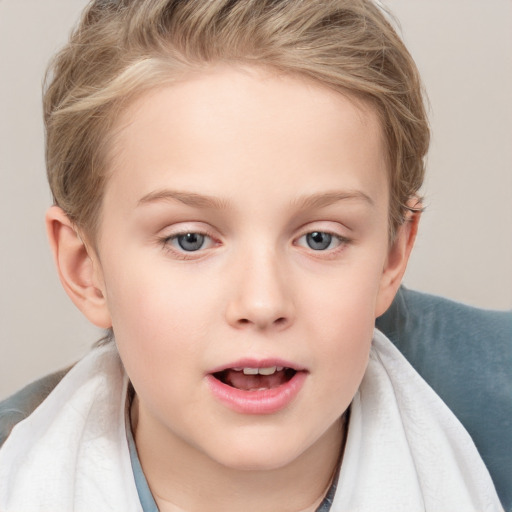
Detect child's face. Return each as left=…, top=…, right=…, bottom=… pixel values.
left=88, top=66, right=409, bottom=471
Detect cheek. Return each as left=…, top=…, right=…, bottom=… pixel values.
left=105, top=255, right=213, bottom=332
left=300, top=261, right=383, bottom=397
left=102, top=262, right=213, bottom=380
left=314, top=302, right=373, bottom=396
left=105, top=272, right=211, bottom=431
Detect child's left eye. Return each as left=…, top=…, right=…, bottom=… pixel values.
left=296, top=231, right=346, bottom=251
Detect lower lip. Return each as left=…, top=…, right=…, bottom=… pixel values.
left=206, top=371, right=307, bottom=415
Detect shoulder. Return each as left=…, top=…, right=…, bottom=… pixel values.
left=0, top=367, right=71, bottom=448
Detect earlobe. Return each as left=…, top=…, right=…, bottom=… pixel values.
left=375, top=206, right=421, bottom=317
left=45, top=206, right=112, bottom=328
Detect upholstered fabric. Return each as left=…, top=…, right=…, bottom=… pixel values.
left=377, top=288, right=512, bottom=510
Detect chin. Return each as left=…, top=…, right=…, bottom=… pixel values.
left=218, top=451, right=300, bottom=472
left=207, top=430, right=314, bottom=472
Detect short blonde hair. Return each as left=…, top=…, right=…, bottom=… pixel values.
left=44, top=0, right=429, bottom=239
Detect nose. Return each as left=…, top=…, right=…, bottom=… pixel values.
left=225, top=247, right=295, bottom=331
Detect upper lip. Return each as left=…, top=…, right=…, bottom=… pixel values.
left=208, top=358, right=307, bottom=374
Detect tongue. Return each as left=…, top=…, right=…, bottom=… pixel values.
left=223, top=370, right=289, bottom=391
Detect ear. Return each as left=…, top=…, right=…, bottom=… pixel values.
left=45, top=206, right=112, bottom=328
left=374, top=205, right=421, bottom=317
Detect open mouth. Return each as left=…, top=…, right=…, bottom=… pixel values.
left=212, top=366, right=298, bottom=391
left=207, top=362, right=308, bottom=414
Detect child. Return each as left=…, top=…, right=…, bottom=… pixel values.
left=0, top=1, right=505, bottom=510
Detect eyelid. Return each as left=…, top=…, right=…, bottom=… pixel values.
left=293, top=223, right=352, bottom=254
left=295, top=231, right=349, bottom=248
left=167, top=232, right=215, bottom=249
left=158, top=224, right=221, bottom=258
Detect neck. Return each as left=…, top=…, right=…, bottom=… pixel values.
left=131, top=396, right=346, bottom=512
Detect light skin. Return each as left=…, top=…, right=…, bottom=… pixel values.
left=46, top=65, right=418, bottom=512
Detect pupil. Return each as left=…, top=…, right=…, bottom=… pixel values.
left=307, top=232, right=332, bottom=250
left=177, top=233, right=204, bottom=251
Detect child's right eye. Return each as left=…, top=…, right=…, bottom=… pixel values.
left=175, top=233, right=206, bottom=251
left=162, top=232, right=216, bottom=253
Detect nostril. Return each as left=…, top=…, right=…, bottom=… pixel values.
left=235, top=316, right=288, bottom=328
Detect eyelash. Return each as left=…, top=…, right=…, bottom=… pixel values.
left=159, top=229, right=351, bottom=259
left=159, top=230, right=218, bottom=259
left=294, top=231, right=351, bottom=254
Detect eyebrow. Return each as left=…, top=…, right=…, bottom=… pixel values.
left=138, top=189, right=230, bottom=209
left=291, top=190, right=374, bottom=210
left=137, top=188, right=374, bottom=210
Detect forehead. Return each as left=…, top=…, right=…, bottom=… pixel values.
left=103, top=65, right=388, bottom=215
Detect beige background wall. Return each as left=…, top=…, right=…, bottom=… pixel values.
left=1, top=0, right=511, bottom=400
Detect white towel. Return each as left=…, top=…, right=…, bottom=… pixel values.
left=331, top=330, right=503, bottom=511
left=0, top=331, right=503, bottom=511
left=0, top=344, right=141, bottom=512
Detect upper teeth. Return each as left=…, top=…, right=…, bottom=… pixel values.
left=233, top=366, right=284, bottom=375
